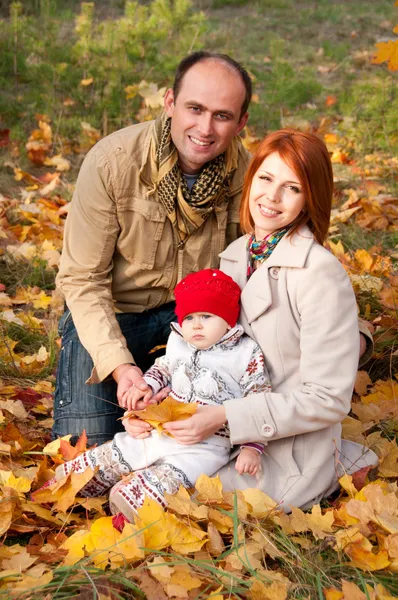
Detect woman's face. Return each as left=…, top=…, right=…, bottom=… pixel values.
left=249, top=152, right=306, bottom=240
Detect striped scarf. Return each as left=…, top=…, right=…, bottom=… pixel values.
left=247, top=228, right=290, bottom=278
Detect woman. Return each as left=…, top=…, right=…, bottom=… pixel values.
left=121, top=129, right=374, bottom=511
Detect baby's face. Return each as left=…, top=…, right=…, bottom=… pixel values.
left=181, top=312, right=231, bottom=349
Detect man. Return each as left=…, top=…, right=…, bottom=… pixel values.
left=54, top=52, right=252, bottom=445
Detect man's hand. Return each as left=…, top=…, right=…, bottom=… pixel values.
left=235, top=447, right=261, bottom=475
left=163, top=405, right=227, bottom=445
left=112, top=364, right=150, bottom=409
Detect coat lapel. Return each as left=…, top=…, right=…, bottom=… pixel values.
left=220, top=226, right=315, bottom=324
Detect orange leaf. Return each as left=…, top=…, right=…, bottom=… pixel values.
left=325, top=95, right=337, bottom=107
left=345, top=541, right=390, bottom=571
left=372, top=40, right=398, bottom=72
left=379, top=286, right=398, bottom=310
left=60, top=429, right=89, bottom=460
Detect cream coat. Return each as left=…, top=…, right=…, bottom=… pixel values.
left=217, top=226, right=361, bottom=510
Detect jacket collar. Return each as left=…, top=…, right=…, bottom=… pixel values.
left=220, top=226, right=315, bottom=324
left=170, top=322, right=245, bottom=350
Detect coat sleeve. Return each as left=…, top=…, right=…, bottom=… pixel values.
left=358, top=318, right=373, bottom=367
left=224, top=257, right=360, bottom=444
left=143, top=353, right=172, bottom=393
left=56, top=145, right=135, bottom=384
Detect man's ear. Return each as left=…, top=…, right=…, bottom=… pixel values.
left=236, top=112, right=249, bottom=136
left=164, top=88, right=175, bottom=118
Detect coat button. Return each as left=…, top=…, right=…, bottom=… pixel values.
left=270, top=267, right=280, bottom=280
left=261, top=423, right=275, bottom=438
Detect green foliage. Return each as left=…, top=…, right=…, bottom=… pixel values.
left=339, top=76, right=398, bottom=155
left=0, top=0, right=206, bottom=141
left=0, top=254, right=57, bottom=296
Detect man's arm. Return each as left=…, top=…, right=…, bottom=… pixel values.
left=57, top=145, right=135, bottom=384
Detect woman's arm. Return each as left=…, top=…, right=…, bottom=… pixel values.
left=224, top=256, right=360, bottom=445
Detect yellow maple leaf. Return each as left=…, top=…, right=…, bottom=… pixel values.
left=62, top=516, right=144, bottom=568
left=346, top=542, right=390, bottom=571
left=195, top=474, right=224, bottom=503
left=354, top=248, right=374, bottom=273
left=203, top=587, right=224, bottom=600
left=43, top=154, right=71, bottom=172
left=124, top=396, right=197, bottom=435
left=135, top=497, right=170, bottom=550
left=342, top=580, right=375, bottom=600
left=0, top=471, right=31, bottom=495
left=375, top=583, right=398, bottom=599
left=149, top=561, right=202, bottom=595
left=12, top=566, right=53, bottom=592
left=290, top=504, right=335, bottom=540
left=242, top=488, right=279, bottom=518
left=328, top=239, right=346, bottom=258
left=385, top=534, right=398, bottom=559
left=323, top=589, right=344, bottom=600
left=32, top=468, right=96, bottom=512
left=248, top=579, right=288, bottom=600
left=334, top=526, right=364, bottom=551
left=32, top=291, right=52, bottom=310
left=208, top=507, right=234, bottom=534
left=164, top=485, right=208, bottom=520
left=135, top=496, right=207, bottom=553
left=339, top=473, right=357, bottom=497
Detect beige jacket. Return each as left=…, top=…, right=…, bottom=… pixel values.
left=56, top=120, right=251, bottom=383
left=217, top=227, right=361, bottom=510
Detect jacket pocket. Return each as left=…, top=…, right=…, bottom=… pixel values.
left=214, top=207, right=228, bottom=255
left=117, top=197, right=167, bottom=270
left=58, top=309, right=72, bottom=337
left=270, top=436, right=302, bottom=478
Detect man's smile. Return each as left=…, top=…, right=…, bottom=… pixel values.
left=189, top=135, right=213, bottom=147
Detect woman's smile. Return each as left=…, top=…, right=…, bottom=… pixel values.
left=257, top=203, right=282, bottom=218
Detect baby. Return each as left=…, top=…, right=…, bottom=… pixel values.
left=52, top=269, right=271, bottom=521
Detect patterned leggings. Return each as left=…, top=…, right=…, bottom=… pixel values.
left=55, top=440, right=192, bottom=522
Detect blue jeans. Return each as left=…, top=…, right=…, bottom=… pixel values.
left=53, top=303, right=177, bottom=446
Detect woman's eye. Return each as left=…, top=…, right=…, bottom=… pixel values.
left=288, top=185, right=301, bottom=194
left=259, top=175, right=271, bottom=181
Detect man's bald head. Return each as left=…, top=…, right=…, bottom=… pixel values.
left=173, top=51, right=252, bottom=120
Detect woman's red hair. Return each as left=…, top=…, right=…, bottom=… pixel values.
left=240, top=129, right=333, bottom=244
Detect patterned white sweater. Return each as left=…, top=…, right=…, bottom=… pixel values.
left=144, top=324, right=271, bottom=453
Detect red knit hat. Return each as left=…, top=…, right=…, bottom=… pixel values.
left=174, top=269, right=241, bottom=327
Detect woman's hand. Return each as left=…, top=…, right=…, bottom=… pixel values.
left=164, top=405, right=227, bottom=445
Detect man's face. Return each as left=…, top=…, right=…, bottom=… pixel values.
left=164, top=59, right=248, bottom=174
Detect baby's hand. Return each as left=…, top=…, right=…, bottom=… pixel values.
left=122, top=384, right=153, bottom=411
left=235, top=447, right=261, bottom=476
